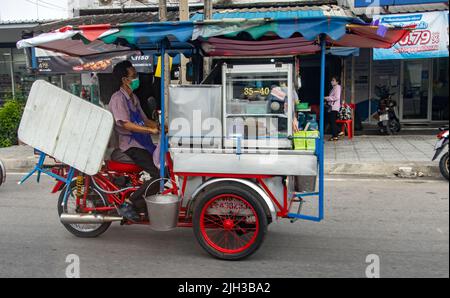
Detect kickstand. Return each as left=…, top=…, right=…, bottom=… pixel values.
left=290, top=197, right=305, bottom=223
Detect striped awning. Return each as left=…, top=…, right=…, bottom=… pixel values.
left=17, top=17, right=411, bottom=58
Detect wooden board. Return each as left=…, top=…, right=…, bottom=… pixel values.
left=18, top=80, right=114, bottom=175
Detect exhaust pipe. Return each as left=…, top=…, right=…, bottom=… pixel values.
left=60, top=213, right=124, bottom=224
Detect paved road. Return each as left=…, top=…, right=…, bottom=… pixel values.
left=0, top=174, right=448, bottom=278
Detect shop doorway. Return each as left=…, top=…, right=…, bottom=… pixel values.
left=400, top=60, right=431, bottom=121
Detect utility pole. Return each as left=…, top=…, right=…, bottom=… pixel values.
left=204, top=0, right=213, bottom=20
left=159, top=0, right=167, bottom=22
left=179, top=0, right=189, bottom=84
left=159, top=0, right=170, bottom=120
left=36, top=0, right=40, bottom=20
left=203, top=0, right=213, bottom=79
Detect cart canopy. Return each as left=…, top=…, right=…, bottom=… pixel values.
left=17, top=17, right=411, bottom=58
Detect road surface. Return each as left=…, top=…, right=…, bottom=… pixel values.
left=0, top=174, right=448, bottom=278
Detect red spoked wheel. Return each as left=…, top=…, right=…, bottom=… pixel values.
left=193, top=184, right=268, bottom=260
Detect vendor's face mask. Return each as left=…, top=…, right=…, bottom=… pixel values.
left=129, top=78, right=140, bottom=91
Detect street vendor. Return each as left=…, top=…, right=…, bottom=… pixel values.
left=109, top=60, right=161, bottom=221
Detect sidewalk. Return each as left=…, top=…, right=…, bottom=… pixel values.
left=0, top=145, right=35, bottom=172
left=0, top=135, right=441, bottom=177
left=324, top=135, right=439, bottom=177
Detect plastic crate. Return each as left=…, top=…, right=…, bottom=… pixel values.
left=294, top=131, right=319, bottom=151
left=296, top=102, right=310, bottom=111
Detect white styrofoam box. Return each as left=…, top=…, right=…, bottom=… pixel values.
left=18, top=80, right=114, bottom=175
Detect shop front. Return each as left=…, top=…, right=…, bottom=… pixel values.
left=0, top=21, right=39, bottom=104
left=343, top=9, right=449, bottom=125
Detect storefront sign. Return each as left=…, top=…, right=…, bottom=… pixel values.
left=36, top=49, right=153, bottom=73
left=373, top=11, right=449, bottom=60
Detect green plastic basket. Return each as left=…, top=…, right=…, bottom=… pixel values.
left=296, top=102, right=310, bottom=111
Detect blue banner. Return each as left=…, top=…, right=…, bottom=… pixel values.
left=354, top=0, right=446, bottom=7
left=373, top=11, right=449, bottom=60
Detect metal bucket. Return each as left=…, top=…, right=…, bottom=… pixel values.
left=144, top=178, right=181, bottom=232
left=294, top=175, right=317, bottom=193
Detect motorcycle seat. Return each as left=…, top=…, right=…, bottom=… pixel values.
left=106, top=149, right=143, bottom=173
left=105, top=160, right=143, bottom=173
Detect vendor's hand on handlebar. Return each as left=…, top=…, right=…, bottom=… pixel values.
left=158, top=124, right=169, bottom=134
left=148, top=127, right=159, bottom=134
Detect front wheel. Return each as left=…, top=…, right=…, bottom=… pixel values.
left=57, top=180, right=112, bottom=238
left=0, top=159, right=5, bottom=187
left=439, top=152, right=449, bottom=180
left=193, top=184, right=268, bottom=260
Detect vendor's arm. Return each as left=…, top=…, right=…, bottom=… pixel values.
left=122, top=121, right=158, bottom=134
left=110, top=93, right=159, bottom=135
left=134, top=98, right=158, bottom=129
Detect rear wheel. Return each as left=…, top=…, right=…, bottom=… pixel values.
left=193, top=184, right=268, bottom=260
left=57, top=180, right=112, bottom=238
left=389, top=119, right=401, bottom=134
left=439, top=152, right=449, bottom=180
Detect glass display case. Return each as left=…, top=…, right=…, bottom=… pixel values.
left=223, top=63, right=293, bottom=149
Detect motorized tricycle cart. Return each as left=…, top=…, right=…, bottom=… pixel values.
left=16, top=16, right=409, bottom=260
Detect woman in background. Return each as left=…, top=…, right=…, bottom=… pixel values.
left=325, top=76, right=342, bottom=141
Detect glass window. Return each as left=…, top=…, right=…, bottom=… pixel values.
left=224, top=70, right=290, bottom=143
left=343, top=49, right=373, bottom=122
left=63, top=74, right=82, bottom=96
left=0, top=60, right=12, bottom=104
left=432, top=58, right=449, bottom=121
left=402, top=60, right=430, bottom=120
left=13, top=61, right=35, bottom=99
left=12, top=49, right=26, bottom=63
left=0, top=48, right=12, bottom=64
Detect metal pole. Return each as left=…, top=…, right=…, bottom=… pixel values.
left=180, top=0, right=189, bottom=84
left=159, top=41, right=166, bottom=192
left=351, top=55, right=356, bottom=136
left=9, top=49, right=15, bottom=97
left=203, top=0, right=213, bottom=78
left=368, top=49, right=373, bottom=124
left=159, top=0, right=170, bottom=120
left=319, top=35, right=326, bottom=221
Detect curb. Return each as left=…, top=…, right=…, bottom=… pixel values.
left=1, top=157, right=36, bottom=173
left=325, top=162, right=441, bottom=178
left=2, top=158, right=442, bottom=179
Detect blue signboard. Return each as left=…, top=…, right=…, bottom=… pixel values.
left=373, top=11, right=449, bottom=60
left=354, top=0, right=446, bottom=7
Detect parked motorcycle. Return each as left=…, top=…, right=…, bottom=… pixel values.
left=374, top=85, right=401, bottom=135
left=0, top=159, right=5, bottom=187
left=432, top=126, right=449, bottom=180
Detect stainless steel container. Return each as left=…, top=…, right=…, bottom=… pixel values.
left=145, top=193, right=181, bottom=232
